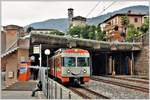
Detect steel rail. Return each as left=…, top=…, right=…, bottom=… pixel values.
left=105, top=76, right=149, bottom=84
left=80, top=86, right=110, bottom=99
left=69, top=87, right=91, bottom=99
left=69, top=86, right=110, bottom=99
left=91, top=77, right=149, bottom=93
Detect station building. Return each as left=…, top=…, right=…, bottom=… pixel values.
left=1, top=25, right=30, bottom=86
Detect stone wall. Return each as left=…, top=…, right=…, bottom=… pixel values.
left=1, top=57, right=7, bottom=71
left=134, top=34, right=149, bottom=77
left=5, top=51, right=18, bottom=87
left=3, top=25, right=23, bottom=51
left=2, top=25, right=29, bottom=87
left=18, top=48, right=29, bottom=63
left=5, top=29, right=18, bottom=50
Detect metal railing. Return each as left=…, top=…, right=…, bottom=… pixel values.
left=40, top=68, right=81, bottom=99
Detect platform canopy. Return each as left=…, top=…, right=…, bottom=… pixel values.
left=29, top=33, right=142, bottom=51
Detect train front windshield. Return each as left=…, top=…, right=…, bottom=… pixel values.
left=62, top=57, right=89, bottom=67
left=63, top=57, right=76, bottom=67
left=77, top=57, right=89, bottom=67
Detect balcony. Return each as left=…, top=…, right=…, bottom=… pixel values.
left=103, top=25, right=113, bottom=31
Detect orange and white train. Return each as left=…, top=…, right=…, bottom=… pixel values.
left=49, top=48, right=90, bottom=84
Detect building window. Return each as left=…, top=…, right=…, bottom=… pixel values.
left=115, top=18, right=117, bottom=24
left=108, top=22, right=111, bottom=25
left=111, top=20, right=113, bottom=25
left=113, top=19, right=115, bottom=25
left=134, top=18, right=138, bottom=23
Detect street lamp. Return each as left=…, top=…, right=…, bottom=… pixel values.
left=44, top=49, right=50, bottom=98
left=30, top=56, right=35, bottom=61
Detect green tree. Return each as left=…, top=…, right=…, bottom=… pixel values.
left=68, top=25, right=105, bottom=40
left=68, top=26, right=82, bottom=38
left=81, top=25, right=90, bottom=39
left=140, top=17, right=149, bottom=33
left=88, top=25, right=96, bottom=39
left=49, top=30, right=65, bottom=36
left=26, top=27, right=34, bottom=33
left=121, top=15, right=130, bottom=34
left=126, top=24, right=139, bottom=42
left=96, top=27, right=106, bottom=41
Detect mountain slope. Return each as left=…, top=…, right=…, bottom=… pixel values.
left=26, top=5, right=149, bottom=32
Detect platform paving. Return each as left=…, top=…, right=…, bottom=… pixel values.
left=3, top=80, right=37, bottom=91
left=1, top=80, right=41, bottom=99
left=1, top=91, right=38, bottom=99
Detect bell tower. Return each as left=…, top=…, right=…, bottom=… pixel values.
left=68, top=8, right=74, bottom=27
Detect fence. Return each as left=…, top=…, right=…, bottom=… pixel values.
left=40, top=68, right=81, bottom=99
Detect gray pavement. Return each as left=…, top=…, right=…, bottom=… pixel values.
left=1, top=91, right=38, bottom=99
left=3, top=81, right=37, bottom=91
left=1, top=77, right=41, bottom=99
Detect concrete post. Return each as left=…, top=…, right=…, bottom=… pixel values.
left=130, top=52, right=134, bottom=75
left=112, top=58, right=116, bottom=76
left=60, top=87, right=62, bottom=99
left=55, top=83, right=57, bottom=99
left=5, top=52, right=18, bottom=87
left=105, top=54, right=107, bottom=75
left=108, top=56, right=112, bottom=74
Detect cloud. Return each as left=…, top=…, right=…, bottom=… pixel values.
left=2, top=1, right=149, bottom=26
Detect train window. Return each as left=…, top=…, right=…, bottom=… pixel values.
left=77, top=57, right=89, bottom=67
left=63, top=57, right=76, bottom=67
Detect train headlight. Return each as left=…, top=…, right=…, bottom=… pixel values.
left=83, top=69, right=87, bottom=73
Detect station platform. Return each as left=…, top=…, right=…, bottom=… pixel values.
left=1, top=80, right=46, bottom=99
left=3, top=80, right=37, bottom=91
left=1, top=91, right=38, bottom=99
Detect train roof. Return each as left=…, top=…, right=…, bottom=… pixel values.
left=64, top=49, right=89, bottom=53
left=54, top=48, right=89, bottom=55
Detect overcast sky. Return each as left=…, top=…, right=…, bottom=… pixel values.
left=2, top=0, right=149, bottom=26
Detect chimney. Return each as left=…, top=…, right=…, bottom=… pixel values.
left=128, top=10, right=131, bottom=14
left=68, top=8, right=74, bottom=27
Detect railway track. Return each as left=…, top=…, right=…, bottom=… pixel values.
left=69, top=86, right=110, bottom=99
left=91, top=77, right=149, bottom=93
left=132, top=76, right=149, bottom=80
left=105, top=76, right=149, bottom=84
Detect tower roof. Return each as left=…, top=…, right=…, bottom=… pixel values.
left=72, top=16, right=86, bottom=21
left=68, top=8, right=74, bottom=10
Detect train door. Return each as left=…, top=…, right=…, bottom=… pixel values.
left=54, top=56, right=61, bottom=79
left=54, top=56, right=61, bottom=77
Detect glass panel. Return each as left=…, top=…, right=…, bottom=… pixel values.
left=77, top=57, right=89, bottom=67
left=63, top=57, right=76, bottom=67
